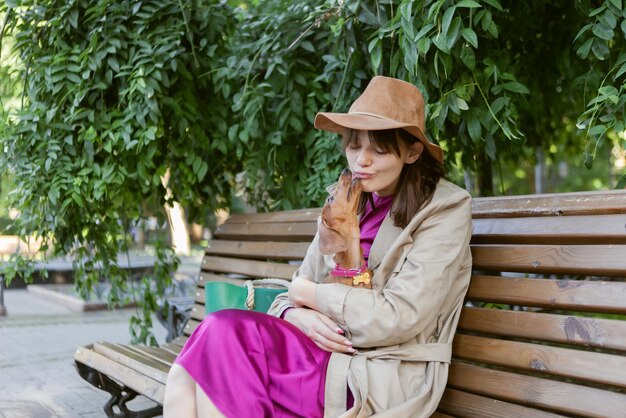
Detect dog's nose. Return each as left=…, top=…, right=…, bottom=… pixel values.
left=341, top=168, right=352, bottom=176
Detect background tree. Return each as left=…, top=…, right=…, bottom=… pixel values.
left=1, top=0, right=624, bottom=342
left=1, top=28, right=22, bottom=226
left=0, top=0, right=238, bottom=343
left=320, top=0, right=625, bottom=194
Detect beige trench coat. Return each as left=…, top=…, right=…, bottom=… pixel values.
left=268, top=179, right=473, bottom=418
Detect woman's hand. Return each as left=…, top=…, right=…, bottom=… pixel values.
left=284, top=308, right=355, bottom=354
left=288, top=276, right=318, bottom=309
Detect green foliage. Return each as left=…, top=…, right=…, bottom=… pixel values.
left=617, top=172, right=626, bottom=188
left=0, top=0, right=235, bottom=343
left=1, top=0, right=625, bottom=342
left=213, top=2, right=351, bottom=210
left=574, top=0, right=626, bottom=169
left=324, top=0, right=625, bottom=193
left=322, top=0, right=529, bottom=192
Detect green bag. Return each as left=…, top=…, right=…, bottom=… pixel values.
left=205, top=279, right=290, bottom=314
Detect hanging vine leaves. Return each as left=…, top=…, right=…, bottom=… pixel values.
left=0, top=0, right=238, bottom=344
left=1, top=0, right=624, bottom=343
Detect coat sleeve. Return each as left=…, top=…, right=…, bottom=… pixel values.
left=314, top=190, right=472, bottom=348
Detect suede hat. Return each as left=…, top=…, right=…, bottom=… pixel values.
left=314, top=76, right=443, bottom=164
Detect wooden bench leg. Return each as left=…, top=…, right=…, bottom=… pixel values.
left=74, top=360, right=163, bottom=418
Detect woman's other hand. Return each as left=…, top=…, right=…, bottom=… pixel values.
left=284, top=308, right=355, bottom=354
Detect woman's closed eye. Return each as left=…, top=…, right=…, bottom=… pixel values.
left=347, top=138, right=361, bottom=150
left=348, top=142, right=387, bottom=155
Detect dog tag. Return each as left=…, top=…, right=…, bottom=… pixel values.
left=352, top=271, right=371, bottom=286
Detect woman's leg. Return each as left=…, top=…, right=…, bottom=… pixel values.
left=196, top=384, right=226, bottom=418
left=163, top=364, right=225, bottom=418
left=163, top=364, right=198, bottom=418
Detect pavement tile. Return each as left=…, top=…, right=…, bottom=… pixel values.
left=0, top=289, right=170, bottom=417
left=0, top=400, right=55, bottom=418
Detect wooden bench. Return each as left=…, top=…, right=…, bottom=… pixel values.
left=74, top=189, right=626, bottom=418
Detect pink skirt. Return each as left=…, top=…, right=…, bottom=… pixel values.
left=176, top=309, right=332, bottom=417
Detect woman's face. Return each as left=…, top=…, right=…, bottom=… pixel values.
left=345, top=130, right=422, bottom=196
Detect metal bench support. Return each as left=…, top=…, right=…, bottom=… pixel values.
left=74, top=361, right=162, bottom=418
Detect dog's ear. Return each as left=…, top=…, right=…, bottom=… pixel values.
left=318, top=221, right=349, bottom=255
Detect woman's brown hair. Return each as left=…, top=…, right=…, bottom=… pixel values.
left=342, top=128, right=445, bottom=229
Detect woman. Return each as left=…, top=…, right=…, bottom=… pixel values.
left=164, top=76, right=472, bottom=417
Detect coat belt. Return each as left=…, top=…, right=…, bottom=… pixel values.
left=323, top=343, right=451, bottom=418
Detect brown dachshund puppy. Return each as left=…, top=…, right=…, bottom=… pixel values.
left=318, top=168, right=373, bottom=289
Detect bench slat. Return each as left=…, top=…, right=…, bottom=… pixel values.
left=74, top=346, right=165, bottom=403
left=162, top=342, right=183, bottom=356
left=123, top=345, right=177, bottom=367
left=430, top=412, right=455, bottom=418
left=467, top=275, right=626, bottom=312
left=472, top=190, right=626, bottom=218
left=170, top=337, right=187, bottom=349
left=472, top=245, right=626, bottom=276
left=458, top=307, right=626, bottom=351
left=171, top=334, right=189, bottom=352
left=194, top=289, right=204, bottom=305
left=202, top=256, right=298, bottom=279
left=190, top=303, right=204, bottom=322
left=94, top=343, right=170, bottom=383
left=184, top=318, right=202, bottom=337
left=472, top=214, right=626, bottom=244
left=205, top=240, right=310, bottom=260
left=438, top=388, right=562, bottom=418
left=453, top=334, right=626, bottom=389
left=226, top=208, right=320, bottom=224
left=214, top=222, right=317, bottom=241
left=448, top=361, right=626, bottom=417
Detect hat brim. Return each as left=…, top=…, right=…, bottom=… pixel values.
left=314, top=112, right=444, bottom=164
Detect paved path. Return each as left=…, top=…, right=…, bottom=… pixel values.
left=0, top=250, right=203, bottom=418
left=0, top=289, right=170, bottom=417
left=0, top=255, right=202, bottom=418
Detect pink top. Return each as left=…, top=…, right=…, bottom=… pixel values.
left=359, top=193, right=394, bottom=261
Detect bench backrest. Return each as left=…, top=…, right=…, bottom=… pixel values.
left=182, top=190, right=626, bottom=418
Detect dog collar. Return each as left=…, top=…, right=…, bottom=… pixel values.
left=331, top=263, right=372, bottom=286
